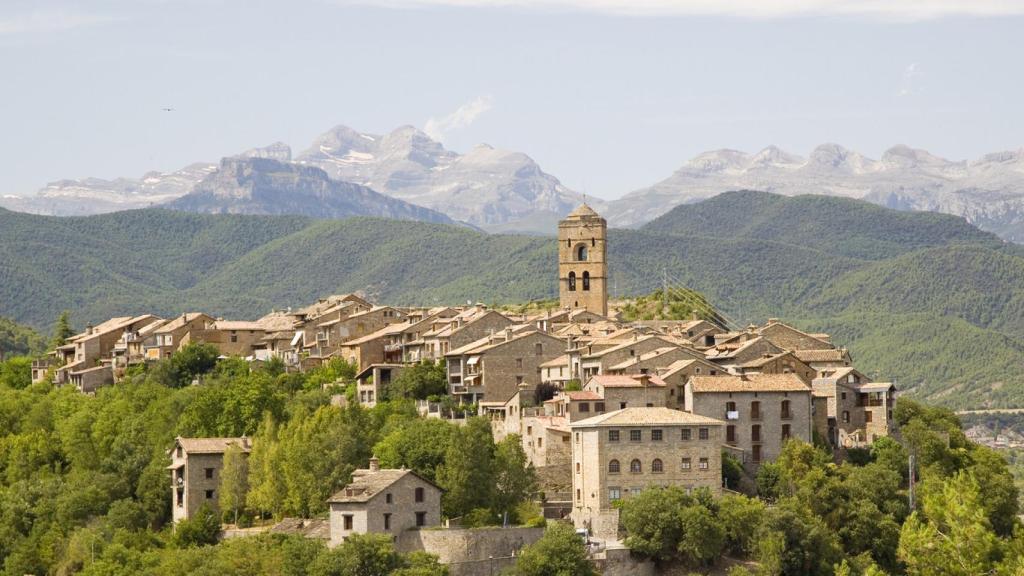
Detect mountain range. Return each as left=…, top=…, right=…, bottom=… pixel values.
left=2, top=190, right=1023, bottom=409
left=607, top=144, right=1024, bottom=242
left=0, top=125, right=586, bottom=233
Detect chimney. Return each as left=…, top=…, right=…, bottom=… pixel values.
left=505, top=327, right=513, bottom=341
left=637, top=374, right=650, bottom=387
left=86, top=324, right=94, bottom=335
left=369, top=456, right=380, bottom=472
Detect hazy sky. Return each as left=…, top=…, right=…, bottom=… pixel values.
left=2, top=0, right=1023, bottom=199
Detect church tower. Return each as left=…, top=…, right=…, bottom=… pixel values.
left=558, top=204, right=608, bottom=316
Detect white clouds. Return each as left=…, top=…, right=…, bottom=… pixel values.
left=898, top=62, right=921, bottom=96
left=345, top=0, right=1024, bottom=19
left=424, top=95, right=494, bottom=142
left=0, top=9, right=121, bottom=35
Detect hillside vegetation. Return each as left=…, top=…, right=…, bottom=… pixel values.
left=3, top=192, right=1024, bottom=408
left=0, top=318, right=44, bottom=358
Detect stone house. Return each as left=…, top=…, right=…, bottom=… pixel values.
left=570, top=407, right=724, bottom=540
left=55, top=314, right=163, bottom=390
left=705, top=336, right=785, bottom=372
left=756, top=319, right=834, bottom=351
left=735, top=351, right=816, bottom=384
left=445, top=328, right=565, bottom=404
left=355, top=363, right=406, bottom=407
left=422, top=308, right=513, bottom=359
left=539, top=354, right=573, bottom=387
left=147, top=313, right=216, bottom=360
left=578, top=334, right=684, bottom=380
left=685, top=374, right=812, bottom=467
left=168, top=436, right=251, bottom=523
left=792, top=348, right=853, bottom=377
left=657, top=358, right=723, bottom=408
left=584, top=373, right=670, bottom=411
left=327, top=458, right=442, bottom=547
left=812, top=368, right=895, bottom=448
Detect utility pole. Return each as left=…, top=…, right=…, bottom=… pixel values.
left=662, top=268, right=670, bottom=317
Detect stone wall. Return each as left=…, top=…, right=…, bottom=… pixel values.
left=396, top=526, right=544, bottom=576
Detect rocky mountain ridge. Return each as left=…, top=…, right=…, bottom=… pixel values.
left=607, top=144, right=1024, bottom=241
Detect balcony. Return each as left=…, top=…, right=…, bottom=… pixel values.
left=725, top=411, right=740, bottom=420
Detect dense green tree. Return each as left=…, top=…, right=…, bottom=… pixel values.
left=717, top=494, right=765, bottom=556
left=172, top=504, right=221, bottom=548
left=492, top=434, right=537, bottom=522
left=310, top=533, right=402, bottom=576
left=512, top=522, right=597, bottom=576
left=436, top=417, right=495, bottom=518
left=220, top=443, right=250, bottom=525
left=50, top=310, right=75, bottom=350
left=755, top=500, right=842, bottom=576
left=898, top=471, right=1001, bottom=576
left=0, top=357, right=31, bottom=390
left=373, top=418, right=456, bottom=483
left=389, top=360, right=447, bottom=400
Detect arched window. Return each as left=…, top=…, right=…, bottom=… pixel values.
left=608, top=459, right=620, bottom=474
left=652, top=458, right=663, bottom=473
left=568, top=272, right=577, bottom=291
left=630, top=459, right=642, bottom=473
left=576, top=244, right=588, bottom=261
left=582, top=271, right=590, bottom=291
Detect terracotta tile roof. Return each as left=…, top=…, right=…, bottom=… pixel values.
left=155, top=313, right=213, bottom=334
left=588, top=374, right=667, bottom=388
left=607, top=346, right=700, bottom=371
left=565, top=390, right=602, bottom=401
left=213, top=320, right=266, bottom=331
left=539, top=355, right=569, bottom=368
left=659, top=358, right=720, bottom=380
left=327, top=468, right=439, bottom=503
left=570, top=407, right=723, bottom=427
left=689, top=373, right=810, bottom=393
left=738, top=352, right=793, bottom=369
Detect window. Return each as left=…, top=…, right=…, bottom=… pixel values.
left=781, top=400, right=792, bottom=420
left=609, top=430, right=620, bottom=442
left=726, top=425, right=736, bottom=443
left=609, top=459, right=620, bottom=474
left=652, top=459, right=663, bottom=473
left=576, top=462, right=581, bottom=473
left=384, top=513, right=391, bottom=530
left=535, top=343, right=543, bottom=356
left=681, top=458, right=692, bottom=470
left=205, top=468, right=214, bottom=479
left=579, top=402, right=590, bottom=413
left=344, top=515, right=353, bottom=530
left=609, top=487, right=621, bottom=501
left=866, top=411, right=873, bottom=423
left=631, top=487, right=642, bottom=496
left=516, top=376, right=523, bottom=385
left=416, top=512, right=427, bottom=527
left=782, top=424, right=791, bottom=440
left=537, top=437, right=543, bottom=448
left=630, top=459, right=642, bottom=473
left=681, top=428, right=692, bottom=441
left=726, top=401, right=737, bottom=412
left=699, top=458, right=709, bottom=470
left=176, top=446, right=182, bottom=458
left=698, top=428, right=709, bottom=440
left=841, top=392, right=847, bottom=400
left=751, top=424, right=761, bottom=442
left=230, top=333, right=238, bottom=343
left=595, top=402, right=605, bottom=412
left=415, top=487, right=425, bottom=503
left=630, top=430, right=642, bottom=442
left=751, top=401, right=761, bottom=420
left=651, top=429, right=663, bottom=441
left=576, top=488, right=581, bottom=501
left=205, top=489, right=214, bottom=499
left=577, top=245, right=588, bottom=261
left=752, top=445, right=762, bottom=462
left=386, top=493, right=393, bottom=504
left=842, top=410, right=850, bottom=423
left=568, top=272, right=577, bottom=291
left=582, top=271, right=591, bottom=291
left=516, top=358, right=523, bottom=369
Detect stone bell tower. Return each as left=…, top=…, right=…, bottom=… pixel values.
left=558, top=204, right=608, bottom=316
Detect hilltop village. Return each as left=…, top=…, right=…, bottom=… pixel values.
left=32, top=205, right=897, bottom=569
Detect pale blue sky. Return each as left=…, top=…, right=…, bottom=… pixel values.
left=2, top=0, right=1022, bottom=199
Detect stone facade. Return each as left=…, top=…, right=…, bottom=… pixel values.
left=328, top=460, right=442, bottom=547
left=168, top=437, right=251, bottom=523
left=685, top=374, right=812, bottom=467
left=558, top=204, right=608, bottom=316
left=446, top=329, right=565, bottom=404
left=395, top=526, right=544, bottom=576
left=569, top=407, right=724, bottom=538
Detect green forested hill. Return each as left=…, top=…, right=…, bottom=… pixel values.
left=2, top=193, right=1024, bottom=408
left=0, top=317, right=44, bottom=358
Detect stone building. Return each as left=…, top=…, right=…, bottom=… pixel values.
left=168, top=436, right=251, bottom=523
left=327, top=458, right=442, bottom=547
left=685, top=374, right=812, bottom=467
left=445, top=328, right=565, bottom=404
left=812, top=368, right=895, bottom=448
left=570, top=407, right=724, bottom=539
left=355, top=363, right=406, bottom=407
left=558, top=204, right=608, bottom=316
